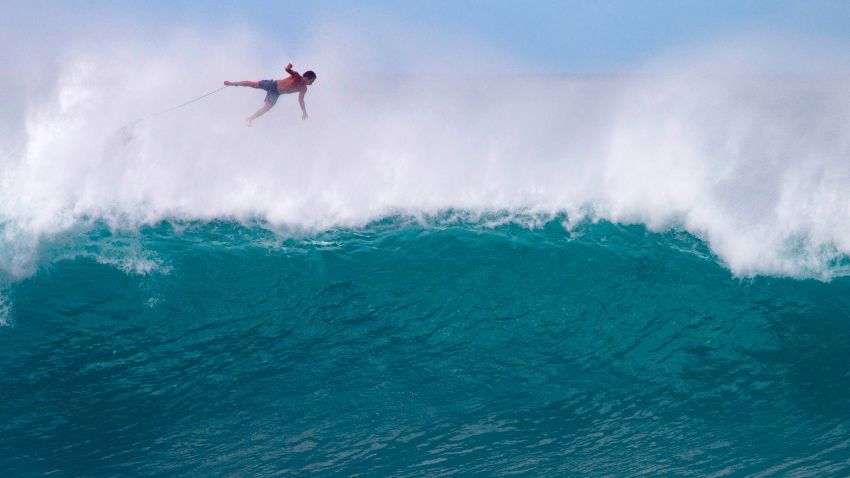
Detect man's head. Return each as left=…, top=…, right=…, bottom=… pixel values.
left=304, top=70, right=317, bottom=85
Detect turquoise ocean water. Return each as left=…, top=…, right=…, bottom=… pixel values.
left=2, top=215, right=849, bottom=476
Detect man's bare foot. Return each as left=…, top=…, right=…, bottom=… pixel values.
left=246, top=117, right=253, bottom=127
left=224, top=81, right=233, bottom=86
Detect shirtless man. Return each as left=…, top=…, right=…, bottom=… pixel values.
left=225, top=63, right=317, bottom=126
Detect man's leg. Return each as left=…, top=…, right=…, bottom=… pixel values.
left=246, top=101, right=273, bottom=127
left=224, top=80, right=260, bottom=88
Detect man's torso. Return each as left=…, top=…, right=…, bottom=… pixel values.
left=276, top=77, right=307, bottom=94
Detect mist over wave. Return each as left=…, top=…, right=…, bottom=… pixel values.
left=3, top=23, right=850, bottom=278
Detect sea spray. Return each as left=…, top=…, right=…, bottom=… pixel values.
left=3, top=30, right=850, bottom=279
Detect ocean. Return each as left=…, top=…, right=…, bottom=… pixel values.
left=3, top=32, right=850, bottom=476
left=2, top=216, right=849, bottom=476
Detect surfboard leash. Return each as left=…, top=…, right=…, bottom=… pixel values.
left=149, top=85, right=230, bottom=119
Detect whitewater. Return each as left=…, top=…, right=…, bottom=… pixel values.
left=3, top=28, right=850, bottom=280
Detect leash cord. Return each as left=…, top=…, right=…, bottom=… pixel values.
left=150, top=85, right=230, bottom=118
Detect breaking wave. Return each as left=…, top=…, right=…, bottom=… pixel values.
left=3, top=27, right=850, bottom=279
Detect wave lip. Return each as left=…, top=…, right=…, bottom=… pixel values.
left=2, top=204, right=850, bottom=281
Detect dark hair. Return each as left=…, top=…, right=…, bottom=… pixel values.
left=304, top=70, right=317, bottom=80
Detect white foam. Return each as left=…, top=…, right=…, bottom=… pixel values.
left=3, top=25, right=850, bottom=279
left=0, top=292, right=10, bottom=328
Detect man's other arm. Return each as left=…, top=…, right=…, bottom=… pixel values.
left=285, top=63, right=302, bottom=79
left=299, top=90, right=308, bottom=120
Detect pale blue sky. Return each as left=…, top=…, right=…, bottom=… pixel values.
left=9, top=1, right=850, bottom=72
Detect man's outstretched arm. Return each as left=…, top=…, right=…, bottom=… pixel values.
left=299, top=90, right=308, bottom=120
left=285, top=63, right=302, bottom=79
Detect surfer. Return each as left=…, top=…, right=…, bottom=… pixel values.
left=224, top=63, right=316, bottom=126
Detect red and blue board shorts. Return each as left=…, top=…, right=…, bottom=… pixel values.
left=258, top=79, right=279, bottom=106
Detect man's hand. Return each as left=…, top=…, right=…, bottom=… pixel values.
left=286, top=63, right=293, bottom=70
left=302, top=112, right=308, bottom=121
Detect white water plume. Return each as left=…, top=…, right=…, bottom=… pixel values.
left=3, top=21, right=850, bottom=279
